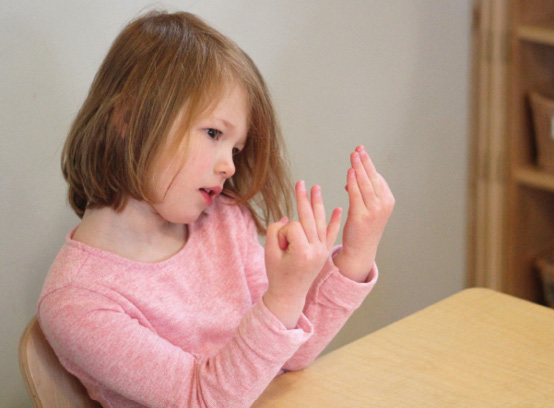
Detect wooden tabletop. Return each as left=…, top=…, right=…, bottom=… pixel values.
left=252, top=288, right=554, bottom=407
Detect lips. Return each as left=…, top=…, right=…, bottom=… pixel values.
left=199, top=186, right=222, bottom=205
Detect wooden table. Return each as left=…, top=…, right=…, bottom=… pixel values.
left=252, top=288, right=554, bottom=407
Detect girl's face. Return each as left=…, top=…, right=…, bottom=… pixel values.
left=152, top=83, right=249, bottom=225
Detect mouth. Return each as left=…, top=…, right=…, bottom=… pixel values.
left=199, top=186, right=222, bottom=205
left=199, top=187, right=222, bottom=197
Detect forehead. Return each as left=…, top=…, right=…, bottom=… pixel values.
left=174, top=81, right=249, bottom=125
left=207, top=83, right=250, bottom=125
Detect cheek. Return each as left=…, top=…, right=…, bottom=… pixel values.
left=184, top=154, right=213, bottom=178
left=149, top=161, right=183, bottom=204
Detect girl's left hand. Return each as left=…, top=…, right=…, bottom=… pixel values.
left=333, top=145, right=395, bottom=282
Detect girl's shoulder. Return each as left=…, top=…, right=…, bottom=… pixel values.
left=40, top=227, right=174, bottom=297
left=38, top=232, right=97, bottom=300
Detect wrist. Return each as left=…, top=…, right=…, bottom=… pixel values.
left=333, top=248, right=374, bottom=283
left=262, top=292, right=305, bottom=330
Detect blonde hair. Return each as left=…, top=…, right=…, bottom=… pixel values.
left=62, top=11, right=292, bottom=233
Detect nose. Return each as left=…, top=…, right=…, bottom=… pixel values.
left=215, top=152, right=236, bottom=178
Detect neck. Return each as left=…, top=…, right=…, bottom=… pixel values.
left=73, top=199, right=187, bottom=263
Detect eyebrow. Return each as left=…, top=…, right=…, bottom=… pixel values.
left=215, top=117, right=235, bottom=130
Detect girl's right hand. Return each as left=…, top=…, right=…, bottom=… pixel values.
left=263, top=181, right=342, bottom=329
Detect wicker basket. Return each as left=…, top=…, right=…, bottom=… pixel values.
left=537, top=249, right=554, bottom=308
left=529, top=92, right=554, bottom=174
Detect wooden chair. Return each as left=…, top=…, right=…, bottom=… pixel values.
left=19, top=316, right=101, bottom=408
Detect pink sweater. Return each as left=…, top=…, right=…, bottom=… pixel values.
left=38, top=199, right=377, bottom=408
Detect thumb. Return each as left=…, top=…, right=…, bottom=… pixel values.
left=326, top=208, right=342, bottom=250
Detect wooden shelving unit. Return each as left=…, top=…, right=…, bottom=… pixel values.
left=515, top=166, right=554, bottom=192
left=517, top=22, right=554, bottom=46
left=506, top=0, right=554, bottom=303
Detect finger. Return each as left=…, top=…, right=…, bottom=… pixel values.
left=351, top=150, right=376, bottom=205
left=356, top=145, right=377, bottom=176
left=346, top=167, right=365, bottom=211
left=277, top=221, right=308, bottom=252
left=358, top=146, right=385, bottom=197
left=276, top=217, right=290, bottom=250
left=266, top=217, right=289, bottom=256
left=311, top=185, right=327, bottom=243
left=295, top=180, right=318, bottom=241
left=326, top=207, right=342, bottom=250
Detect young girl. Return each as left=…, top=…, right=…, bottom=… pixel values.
left=38, top=10, right=394, bottom=408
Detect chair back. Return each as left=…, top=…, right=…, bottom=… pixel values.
left=19, top=316, right=102, bottom=408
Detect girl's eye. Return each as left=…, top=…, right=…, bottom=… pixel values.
left=205, top=128, right=222, bottom=139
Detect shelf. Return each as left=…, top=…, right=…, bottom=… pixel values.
left=515, top=165, right=554, bottom=192
left=470, top=1, right=554, bottom=304
left=517, top=22, right=554, bottom=46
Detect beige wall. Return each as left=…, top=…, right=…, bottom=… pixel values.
left=0, top=1, right=471, bottom=406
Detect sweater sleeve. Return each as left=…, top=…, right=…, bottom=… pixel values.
left=283, top=247, right=378, bottom=371
left=38, top=285, right=312, bottom=408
